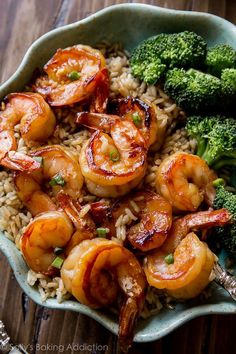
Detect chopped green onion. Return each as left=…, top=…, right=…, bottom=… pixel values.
left=109, top=150, right=120, bottom=162
left=132, top=112, right=142, bottom=126
left=212, top=178, right=225, bottom=187
left=49, top=173, right=66, bottom=187
left=54, top=247, right=64, bottom=255
left=164, top=253, right=174, bottom=265
left=32, top=156, right=43, bottom=166
left=96, top=227, right=107, bottom=238
left=68, top=70, right=81, bottom=81
left=51, top=256, right=64, bottom=269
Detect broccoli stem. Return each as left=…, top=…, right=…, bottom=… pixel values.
left=201, top=144, right=216, bottom=166
left=196, top=138, right=207, bottom=157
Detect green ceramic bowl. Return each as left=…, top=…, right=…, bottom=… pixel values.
left=0, top=3, right=236, bottom=342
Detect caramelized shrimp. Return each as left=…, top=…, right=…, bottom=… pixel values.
left=14, top=145, right=84, bottom=216
left=57, top=192, right=96, bottom=255
left=156, top=152, right=216, bottom=212
left=61, top=238, right=146, bottom=352
left=127, top=191, right=172, bottom=251
left=0, top=92, right=56, bottom=171
left=97, top=191, right=172, bottom=251
left=79, top=118, right=147, bottom=197
left=21, top=211, right=73, bottom=275
left=144, top=232, right=216, bottom=299
left=144, top=209, right=231, bottom=299
left=108, top=97, right=158, bottom=147
left=35, top=45, right=109, bottom=108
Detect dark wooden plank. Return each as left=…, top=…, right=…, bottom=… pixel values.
left=0, top=1, right=236, bottom=354
left=0, top=0, right=63, bottom=83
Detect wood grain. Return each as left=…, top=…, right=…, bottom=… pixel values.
left=0, top=1, right=236, bottom=353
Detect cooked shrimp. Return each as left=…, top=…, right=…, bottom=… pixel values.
left=77, top=97, right=158, bottom=148
left=61, top=238, right=146, bottom=352
left=95, top=190, right=172, bottom=251
left=57, top=191, right=96, bottom=255
left=14, top=145, right=84, bottom=216
left=162, top=208, right=231, bottom=254
left=144, top=232, right=216, bottom=299
left=127, top=191, right=172, bottom=251
left=144, top=208, right=231, bottom=299
left=0, top=92, right=56, bottom=171
left=21, top=211, right=73, bottom=275
left=35, top=45, right=109, bottom=108
left=156, top=152, right=217, bottom=212
left=79, top=118, right=147, bottom=197
left=108, top=97, right=158, bottom=147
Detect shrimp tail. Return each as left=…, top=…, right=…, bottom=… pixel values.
left=56, top=191, right=82, bottom=228
left=187, top=208, right=232, bottom=229
left=119, top=298, right=140, bottom=353
left=1, top=151, right=41, bottom=171
left=90, top=68, right=109, bottom=113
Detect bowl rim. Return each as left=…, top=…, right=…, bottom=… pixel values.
left=0, top=2, right=236, bottom=343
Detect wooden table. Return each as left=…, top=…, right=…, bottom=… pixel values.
left=0, top=1, right=236, bottom=353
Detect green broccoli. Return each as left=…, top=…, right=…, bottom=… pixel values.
left=164, top=68, right=222, bottom=113
left=186, top=115, right=236, bottom=169
left=206, top=44, right=236, bottom=77
left=213, top=183, right=236, bottom=256
left=130, top=31, right=207, bottom=84
left=220, top=68, right=236, bottom=110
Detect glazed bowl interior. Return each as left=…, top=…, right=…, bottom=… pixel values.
left=0, top=3, right=236, bottom=342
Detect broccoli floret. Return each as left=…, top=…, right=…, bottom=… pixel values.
left=161, top=31, right=207, bottom=68
left=206, top=44, right=236, bottom=77
left=130, top=31, right=207, bottom=84
left=130, top=34, right=168, bottom=84
left=220, top=68, right=236, bottom=111
left=164, top=68, right=221, bottom=113
left=221, top=68, right=236, bottom=91
left=131, top=57, right=166, bottom=85
left=213, top=183, right=236, bottom=255
left=186, top=115, right=236, bottom=169
left=186, top=115, right=221, bottom=156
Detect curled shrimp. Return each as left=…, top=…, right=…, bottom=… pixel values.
left=14, top=145, right=84, bottom=216
left=79, top=116, right=147, bottom=197
left=156, top=152, right=217, bottom=212
left=35, top=45, right=109, bottom=108
left=144, top=208, right=231, bottom=299
left=21, top=211, right=73, bottom=275
left=126, top=191, right=172, bottom=251
left=61, top=238, right=146, bottom=352
left=0, top=92, right=56, bottom=171
left=93, top=191, right=172, bottom=251
left=144, top=232, right=216, bottom=299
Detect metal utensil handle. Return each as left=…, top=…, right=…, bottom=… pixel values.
left=214, top=262, right=236, bottom=301
left=0, top=321, right=28, bottom=354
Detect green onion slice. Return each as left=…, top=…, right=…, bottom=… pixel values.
left=164, top=253, right=174, bottom=265
left=109, top=150, right=120, bottom=162
left=212, top=178, right=225, bottom=187
left=68, top=70, right=81, bottom=81
left=49, top=173, right=66, bottom=187
left=51, top=256, right=64, bottom=269
left=132, top=112, right=142, bottom=126
left=96, top=227, right=107, bottom=238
